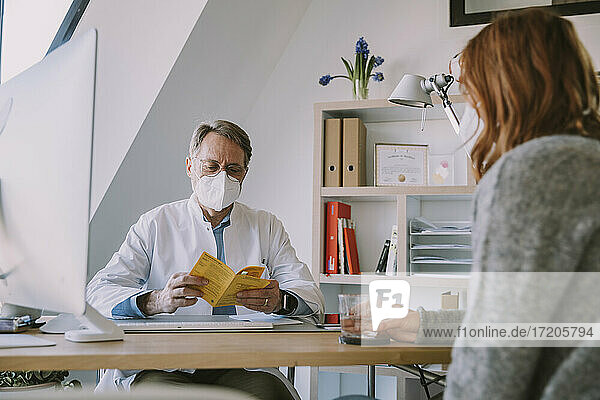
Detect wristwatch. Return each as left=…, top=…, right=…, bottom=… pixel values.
left=276, top=290, right=298, bottom=315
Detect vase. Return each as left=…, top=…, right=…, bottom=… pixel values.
left=352, top=79, right=369, bottom=100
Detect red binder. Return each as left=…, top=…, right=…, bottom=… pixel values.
left=344, top=226, right=360, bottom=275
left=325, top=201, right=351, bottom=274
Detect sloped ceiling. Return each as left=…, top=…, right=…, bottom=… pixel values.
left=87, top=0, right=310, bottom=277
left=72, top=0, right=209, bottom=217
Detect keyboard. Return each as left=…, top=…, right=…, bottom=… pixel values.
left=115, top=319, right=273, bottom=332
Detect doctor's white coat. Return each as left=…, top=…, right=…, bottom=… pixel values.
left=87, top=197, right=324, bottom=390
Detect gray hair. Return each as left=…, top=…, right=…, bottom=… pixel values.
left=189, top=120, right=252, bottom=167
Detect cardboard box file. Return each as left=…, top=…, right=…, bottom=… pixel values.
left=342, top=118, right=366, bottom=187
left=441, top=291, right=459, bottom=310
left=323, top=119, right=342, bottom=187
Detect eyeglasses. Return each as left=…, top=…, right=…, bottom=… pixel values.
left=192, top=158, right=247, bottom=180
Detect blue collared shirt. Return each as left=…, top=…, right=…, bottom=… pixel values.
left=209, top=214, right=235, bottom=315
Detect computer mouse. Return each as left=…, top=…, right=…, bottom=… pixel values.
left=40, top=313, right=84, bottom=334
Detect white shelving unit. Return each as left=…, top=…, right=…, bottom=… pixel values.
left=312, top=98, right=476, bottom=291
left=310, top=98, right=476, bottom=400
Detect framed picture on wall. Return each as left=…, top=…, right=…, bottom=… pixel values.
left=375, top=143, right=428, bottom=186
left=450, top=0, right=600, bottom=27
left=429, top=153, right=455, bottom=186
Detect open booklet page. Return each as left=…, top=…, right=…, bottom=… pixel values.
left=189, top=252, right=269, bottom=307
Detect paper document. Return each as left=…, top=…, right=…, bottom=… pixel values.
left=410, top=218, right=471, bottom=233
left=414, top=226, right=471, bottom=233
left=189, top=252, right=270, bottom=307
left=412, top=217, right=439, bottom=230
left=412, top=256, right=447, bottom=261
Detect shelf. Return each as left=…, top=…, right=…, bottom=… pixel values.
left=410, top=232, right=471, bottom=236
left=319, top=273, right=470, bottom=288
left=320, top=273, right=394, bottom=285
left=410, top=260, right=472, bottom=265
left=409, top=273, right=471, bottom=283
left=315, top=97, right=466, bottom=124
left=321, top=185, right=476, bottom=202
left=313, top=97, right=475, bottom=307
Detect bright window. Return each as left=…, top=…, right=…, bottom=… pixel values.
left=1, top=0, right=72, bottom=83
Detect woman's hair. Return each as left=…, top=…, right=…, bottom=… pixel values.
left=459, top=8, right=600, bottom=180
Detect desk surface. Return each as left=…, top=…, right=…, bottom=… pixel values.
left=0, top=331, right=452, bottom=371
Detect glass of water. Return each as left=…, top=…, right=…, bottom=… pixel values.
left=338, top=294, right=385, bottom=345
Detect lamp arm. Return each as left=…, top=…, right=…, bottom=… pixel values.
left=426, top=74, right=461, bottom=135
left=443, top=101, right=474, bottom=161
left=443, top=103, right=460, bottom=135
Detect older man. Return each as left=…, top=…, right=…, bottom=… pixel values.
left=87, top=120, right=324, bottom=398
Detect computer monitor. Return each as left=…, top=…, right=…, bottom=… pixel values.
left=0, top=29, right=123, bottom=343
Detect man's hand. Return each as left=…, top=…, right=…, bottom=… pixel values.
left=236, top=280, right=282, bottom=314
left=137, top=272, right=208, bottom=316
left=376, top=309, right=420, bottom=343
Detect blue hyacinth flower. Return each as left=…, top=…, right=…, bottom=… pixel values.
left=355, top=37, right=369, bottom=59
left=319, top=74, right=333, bottom=86
left=374, top=56, right=384, bottom=67
left=372, top=72, right=384, bottom=82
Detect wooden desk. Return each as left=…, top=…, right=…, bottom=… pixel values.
left=0, top=331, right=451, bottom=371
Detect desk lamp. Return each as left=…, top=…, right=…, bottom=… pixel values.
left=388, top=73, right=461, bottom=135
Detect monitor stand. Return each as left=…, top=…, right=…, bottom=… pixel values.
left=64, top=303, right=124, bottom=342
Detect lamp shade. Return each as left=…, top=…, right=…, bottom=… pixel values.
left=388, top=74, right=432, bottom=108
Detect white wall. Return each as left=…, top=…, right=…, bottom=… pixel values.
left=240, top=0, right=600, bottom=274
left=72, top=0, right=208, bottom=217
left=0, top=0, right=71, bottom=82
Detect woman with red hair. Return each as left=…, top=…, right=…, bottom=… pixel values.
left=376, top=8, right=600, bottom=399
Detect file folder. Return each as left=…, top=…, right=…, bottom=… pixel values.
left=325, top=201, right=351, bottom=274
left=324, top=118, right=342, bottom=187
left=342, top=118, right=367, bottom=187
left=343, top=225, right=360, bottom=275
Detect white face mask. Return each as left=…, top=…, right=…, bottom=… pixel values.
left=193, top=170, right=241, bottom=212
left=458, top=103, right=484, bottom=156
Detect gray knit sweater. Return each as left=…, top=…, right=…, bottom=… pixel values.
left=417, top=135, right=600, bottom=400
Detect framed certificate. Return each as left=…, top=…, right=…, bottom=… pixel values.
left=375, top=143, right=428, bottom=186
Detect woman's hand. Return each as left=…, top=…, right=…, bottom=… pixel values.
left=342, top=301, right=374, bottom=335
left=376, top=309, right=420, bottom=343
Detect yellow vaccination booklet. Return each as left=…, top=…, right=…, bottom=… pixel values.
left=189, top=252, right=270, bottom=307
